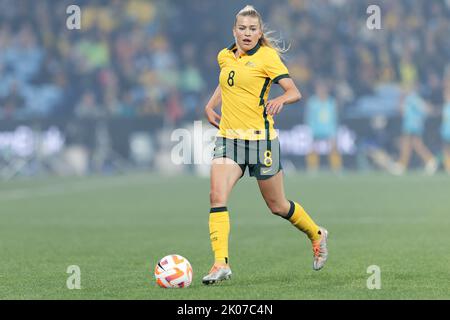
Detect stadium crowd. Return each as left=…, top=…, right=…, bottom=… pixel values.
left=0, top=0, right=449, bottom=124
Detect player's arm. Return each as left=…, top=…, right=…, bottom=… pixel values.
left=204, top=84, right=222, bottom=129
left=265, top=78, right=302, bottom=116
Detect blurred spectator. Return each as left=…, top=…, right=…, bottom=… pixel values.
left=179, top=43, right=205, bottom=122
left=0, top=81, right=25, bottom=119
left=305, top=81, right=342, bottom=172
left=396, top=82, right=437, bottom=174
left=0, top=0, right=448, bottom=130
left=441, top=87, right=450, bottom=174
left=75, top=91, right=105, bottom=119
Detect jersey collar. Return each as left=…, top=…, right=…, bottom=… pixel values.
left=227, top=42, right=261, bottom=56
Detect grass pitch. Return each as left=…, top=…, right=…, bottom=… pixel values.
left=0, top=172, right=449, bottom=299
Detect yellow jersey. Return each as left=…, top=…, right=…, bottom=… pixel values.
left=217, top=42, right=290, bottom=141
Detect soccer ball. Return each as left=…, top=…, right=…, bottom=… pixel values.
left=154, top=254, right=193, bottom=288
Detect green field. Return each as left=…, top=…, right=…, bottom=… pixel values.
left=0, top=172, right=449, bottom=299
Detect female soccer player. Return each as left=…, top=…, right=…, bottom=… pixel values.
left=202, top=5, right=328, bottom=285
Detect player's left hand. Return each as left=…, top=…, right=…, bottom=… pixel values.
left=265, top=98, right=285, bottom=116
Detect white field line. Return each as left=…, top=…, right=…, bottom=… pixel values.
left=0, top=176, right=157, bottom=202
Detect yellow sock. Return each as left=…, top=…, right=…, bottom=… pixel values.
left=209, top=207, right=230, bottom=264
left=307, top=152, right=319, bottom=171
left=330, top=151, right=342, bottom=171
left=285, top=201, right=321, bottom=241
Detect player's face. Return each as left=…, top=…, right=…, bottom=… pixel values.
left=233, top=16, right=262, bottom=52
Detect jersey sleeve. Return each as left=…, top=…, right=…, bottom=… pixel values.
left=263, top=48, right=290, bottom=83
left=217, top=48, right=227, bottom=69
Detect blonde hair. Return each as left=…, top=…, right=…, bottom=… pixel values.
left=235, top=5, right=290, bottom=54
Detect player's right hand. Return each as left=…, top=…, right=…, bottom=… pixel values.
left=205, top=107, right=221, bottom=129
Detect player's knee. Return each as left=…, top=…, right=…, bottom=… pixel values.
left=209, top=190, right=226, bottom=207
left=267, top=201, right=289, bottom=217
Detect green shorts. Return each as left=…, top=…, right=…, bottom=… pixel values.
left=212, top=137, right=282, bottom=180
